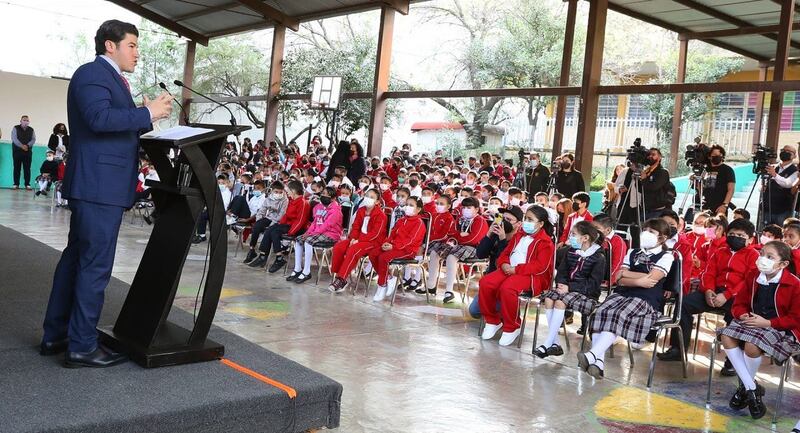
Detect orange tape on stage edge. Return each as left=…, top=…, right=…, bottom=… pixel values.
left=220, top=358, right=298, bottom=399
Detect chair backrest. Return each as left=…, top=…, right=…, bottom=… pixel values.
left=663, top=250, right=684, bottom=321
left=384, top=207, right=394, bottom=236
left=419, top=214, right=434, bottom=257
left=342, top=204, right=354, bottom=234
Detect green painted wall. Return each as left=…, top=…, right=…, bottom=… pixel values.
left=0, top=141, right=49, bottom=187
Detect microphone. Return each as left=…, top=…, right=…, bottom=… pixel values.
left=174, top=80, right=239, bottom=133
left=159, top=82, right=190, bottom=126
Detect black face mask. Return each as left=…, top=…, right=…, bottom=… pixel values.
left=726, top=236, right=746, bottom=252
left=320, top=196, right=332, bottom=206
left=668, top=226, right=678, bottom=238
left=371, top=163, right=379, bottom=169
left=502, top=219, right=514, bottom=235
left=710, top=155, right=723, bottom=165
left=647, top=157, right=657, bottom=166
left=561, top=161, right=571, bottom=170
left=571, top=202, right=580, bottom=212
left=780, top=151, right=793, bottom=162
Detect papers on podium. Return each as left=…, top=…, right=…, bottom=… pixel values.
left=141, top=126, right=214, bottom=141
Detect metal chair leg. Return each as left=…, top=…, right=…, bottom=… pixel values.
left=365, top=269, right=375, bottom=298
left=516, top=298, right=531, bottom=349
left=771, top=355, right=794, bottom=428
left=705, top=338, right=718, bottom=407
left=562, top=319, right=571, bottom=351
left=390, top=266, right=401, bottom=306
left=478, top=316, right=485, bottom=337
left=627, top=341, right=635, bottom=367
left=676, top=325, right=688, bottom=378
left=531, top=300, right=541, bottom=352
left=692, top=313, right=702, bottom=360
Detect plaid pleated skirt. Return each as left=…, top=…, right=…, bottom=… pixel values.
left=541, top=291, right=597, bottom=316
left=717, top=320, right=800, bottom=363
left=429, top=241, right=477, bottom=261
left=590, top=294, right=658, bottom=345
left=297, top=233, right=336, bottom=246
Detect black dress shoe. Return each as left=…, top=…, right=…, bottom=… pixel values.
left=248, top=254, right=267, bottom=268
left=746, top=389, right=767, bottom=419
left=720, top=358, right=736, bottom=376
left=443, top=291, right=455, bottom=303
left=286, top=271, right=301, bottom=282
left=546, top=344, right=564, bottom=356
left=730, top=381, right=764, bottom=411
left=192, top=235, right=206, bottom=244
left=64, top=347, right=128, bottom=368
left=294, top=273, right=312, bottom=283
left=40, top=338, right=69, bottom=356
left=243, top=250, right=258, bottom=264
left=268, top=258, right=286, bottom=273
left=656, top=346, right=684, bottom=362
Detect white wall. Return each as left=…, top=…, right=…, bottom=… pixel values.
left=0, top=71, right=68, bottom=143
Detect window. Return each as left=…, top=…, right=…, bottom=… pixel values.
left=780, top=92, right=800, bottom=131
left=598, top=95, right=618, bottom=118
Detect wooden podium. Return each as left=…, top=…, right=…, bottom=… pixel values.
left=99, top=124, right=250, bottom=368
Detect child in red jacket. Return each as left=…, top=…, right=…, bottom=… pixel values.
left=328, top=188, right=387, bottom=293
left=717, top=241, right=800, bottom=420
left=425, top=197, right=489, bottom=303
left=557, top=192, right=593, bottom=247
left=685, top=211, right=710, bottom=283
left=479, top=205, right=555, bottom=346
left=251, top=180, right=312, bottom=272
left=369, top=197, right=426, bottom=302
left=592, top=213, right=627, bottom=286
left=412, top=194, right=455, bottom=295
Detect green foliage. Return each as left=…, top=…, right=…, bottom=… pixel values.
left=589, top=172, right=606, bottom=192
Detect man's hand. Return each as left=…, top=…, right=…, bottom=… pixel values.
left=501, top=263, right=514, bottom=275
left=715, top=205, right=727, bottom=215
left=21, top=144, right=29, bottom=152
left=712, top=292, right=727, bottom=308
left=765, top=165, right=777, bottom=177
left=144, top=92, right=174, bottom=121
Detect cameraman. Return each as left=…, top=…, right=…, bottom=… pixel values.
left=764, top=144, right=798, bottom=225
left=640, top=148, right=674, bottom=219
left=555, top=153, right=585, bottom=197
left=525, top=152, right=551, bottom=195
left=702, top=144, right=735, bottom=216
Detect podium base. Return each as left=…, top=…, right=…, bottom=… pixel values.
left=98, top=322, right=224, bottom=368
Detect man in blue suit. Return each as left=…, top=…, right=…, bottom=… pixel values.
left=41, top=20, right=173, bottom=368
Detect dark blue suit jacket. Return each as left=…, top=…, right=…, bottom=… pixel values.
left=63, top=57, right=152, bottom=208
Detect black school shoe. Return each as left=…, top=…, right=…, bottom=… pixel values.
left=746, top=389, right=767, bottom=419
left=730, top=381, right=765, bottom=411
left=248, top=254, right=268, bottom=268
left=442, top=291, right=455, bottom=303
left=656, top=346, right=684, bottom=362
left=243, top=250, right=258, bottom=264
left=286, top=271, right=302, bottom=282
left=720, top=358, right=736, bottom=376
left=546, top=344, right=564, bottom=356
left=268, top=257, right=286, bottom=273
left=294, top=273, right=312, bottom=284
left=534, top=345, right=549, bottom=359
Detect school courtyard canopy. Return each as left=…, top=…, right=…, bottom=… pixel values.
left=107, top=0, right=800, bottom=185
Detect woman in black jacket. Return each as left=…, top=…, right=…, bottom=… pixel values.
left=347, top=140, right=366, bottom=185
left=48, top=123, right=69, bottom=159
left=326, top=140, right=352, bottom=182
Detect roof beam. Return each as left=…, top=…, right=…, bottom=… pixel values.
left=173, top=2, right=244, bottom=22
left=105, top=0, right=209, bottom=45
left=672, top=0, right=800, bottom=51
left=607, top=2, right=768, bottom=61
left=235, top=0, right=299, bottom=31
left=597, top=80, right=800, bottom=95
left=681, top=23, right=800, bottom=40
left=381, top=0, right=410, bottom=15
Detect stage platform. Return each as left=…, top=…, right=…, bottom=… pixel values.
left=0, top=224, right=342, bottom=433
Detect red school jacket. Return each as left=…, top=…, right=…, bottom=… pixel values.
left=733, top=270, right=800, bottom=342
left=558, top=210, right=594, bottom=244
left=700, top=244, right=759, bottom=300
left=603, top=234, right=628, bottom=285
left=448, top=215, right=489, bottom=247
left=428, top=211, right=456, bottom=243
left=696, top=236, right=727, bottom=273
left=671, top=235, right=694, bottom=294
left=387, top=214, right=426, bottom=255
left=496, top=229, right=555, bottom=295
left=279, top=196, right=312, bottom=236
left=381, top=188, right=397, bottom=209
left=684, top=231, right=706, bottom=278
left=348, top=206, right=388, bottom=244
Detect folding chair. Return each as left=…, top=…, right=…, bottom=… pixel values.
left=455, top=258, right=489, bottom=304
left=386, top=216, right=433, bottom=306
left=312, top=205, right=353, bottom=284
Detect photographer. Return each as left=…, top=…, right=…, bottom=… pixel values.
left=525, top=152, right=551, bottom=195
left=555, top=153, right=584, bottom=198
left=702, top=144, right=735, bottom=216
left=640, top=148, right=674, bottom=219
left=764, top=144, right=798, bottom=225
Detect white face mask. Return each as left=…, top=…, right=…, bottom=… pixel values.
left=359, top=182, right=369, bottom=190
left=436, top=204, right=447, bottom=214
left=404, top=206, right=416, bottom=216
left=362, top=197, right=376, bottom=208
left=756, top=256, right=777, bottom=274
left=510, top=197, right=521, bottom=207
left=421, top=196, right=433, bottom=204
left=759, top=235, right=772, bottom=245
left=46, top=156, right=54, bottom=161
left=462, top=208, right=475, bottom=219
left=530, top=159, right=539, bottom=167
left=488, top=204, right=500, bottom=214
left=380, top=184, right=390, bottom=191
left=639, top=231, right=659, bottom=250
left=692, top=225, right=705, bottom=235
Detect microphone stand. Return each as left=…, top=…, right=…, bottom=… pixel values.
left=174, top=80, right=240, bottom=136
left=158, top=82, right=190, bottom=126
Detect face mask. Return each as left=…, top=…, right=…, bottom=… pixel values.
left=760, top=235, right=772, bottom=245
left=668, top=226, right=678, bottom=238
left=692, top=225, right=705, bottom=235
left=462, top=208, right=475, bottom=219
left=323, top=160, right=330, bottom=166
left=421, top=196, right=433, bottom=204
left=780, top=151, right=792, bottom=162
left=380, top=184, right=390, bottom=191
left=522, top=221, right=538, bottom=235
left=320, top=196, right=332, bottom=206
left=331, top=181, right=340, bottom=187
left=362, top=197, right=376, bottom=208
left=20, top=120, right=29, bottom=127
left=640, top=231, right=659, bottom=249
left=756, top=256, right=777, bottom=274
left=46, top=156, right=54, bottom=161
left=339, top=195, right=351, bottom=202
left=561, top=161, right=571, bottom=170
left=271, top=192, right=283, bottom=200
left=436, top=204, right=447, bottom=214
left=710, top=155, right=723, bottom=165
left=568, top=235, right=582, bottom=250
left=218, top=184, right=227, bottom=191
left=404, top=206, right=416, bottom=216
left=510, top=197, right=521, bottom=206
left=530, top=160, right=539, bottom=168
left=572, top=202, right=580, bottom=212
left=488, top=204, right=500, bottom=214
left=398, top=177, right=406, bottom=184
left=359, top=182, right=369, bottom=190
left=502, top=219, right=514, bottom=234
left=705, top=227, right=717, bottom=240
left=371, top=163, right=379, bottom=169
left=252, top=190, right=262, bottom=197
left=433, top=175, right=442, bottom=182
left=726, top=236, right=746, bottom=252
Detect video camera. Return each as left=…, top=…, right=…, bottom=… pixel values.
left=752, top=143, right=776, bottom=175
left=685, top=139, right=710, bottom=176
left=626, top=138, right=649, bottom=166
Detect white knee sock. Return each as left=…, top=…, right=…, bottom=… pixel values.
left=363, top=261, right=372, bottom=274
left=294, top=240, right=303, bottom=272
left=404, top=266, right=412, bottom=280
left=445, top=255, right=458, bottom=291
left=411, top=258, right=422, bottom=281
left=544, top=308, right=554, bottom=323
left=794, top=420, right=800, bottom=430
left=303, top=242, right=314, bottom=275
left=744, top=353, right=762, bottom=380
left=590, top=331, right=617, bottom=365
left=543, top=308, right=566, bottom=347
left=724, top=347, right=756, bottom=390
left=426, top=251, right=440, bottom=289
left=38, top=180, right=47, bottom=191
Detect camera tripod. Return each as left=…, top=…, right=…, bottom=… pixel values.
left=744, top=173, right=772, bottom=232
left=614, top=165, right=646, bottom=248
left=677, top=166, right=705, bottom=222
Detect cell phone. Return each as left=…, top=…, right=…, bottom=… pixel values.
left=494, top=214, right=503, bottom=225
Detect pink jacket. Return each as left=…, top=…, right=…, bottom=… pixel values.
left=305, top=200, right=343, bottom=240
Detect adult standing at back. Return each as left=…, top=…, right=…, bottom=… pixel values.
left=555, top=152, right=585, bottom=198
left=40, top=20, right=173, bottom=368
left=48, top=123, right=70, bottom=160
left=702, top=144, right=735, bottom=217
left=347, top=140, right=366, bottom=185
left=326, top=140, right=351, bottom=183
left=11, top=115, right=35, bottom=190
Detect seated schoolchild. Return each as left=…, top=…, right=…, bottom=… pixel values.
left=287, top=187, right=343, bottom=283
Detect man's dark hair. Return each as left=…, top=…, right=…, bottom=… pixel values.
left=95, top=20, right=139, bottom=56
left=733, top=208, right=751, bottom=220
left=762, top=224, right=783, bottom=239
left=727, top=217, right=755, bottom=237
left=572, top=192, right=590, bottom=205
left=709, top=144, right=726, bottom=157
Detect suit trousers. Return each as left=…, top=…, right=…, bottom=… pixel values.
left=12, top=148, right=32, bottom=187
left=42, top=199, right=125, bottom=352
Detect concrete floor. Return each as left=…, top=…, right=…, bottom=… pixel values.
left=2, top=188, right=798, bottom=433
